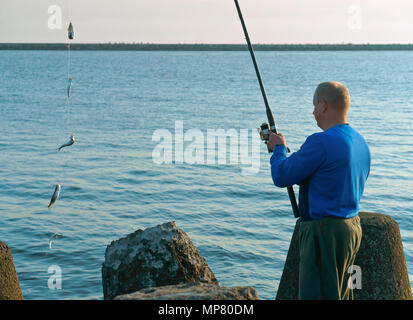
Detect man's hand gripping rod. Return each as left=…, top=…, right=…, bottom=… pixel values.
left=234, top=0, right=300, bottom=218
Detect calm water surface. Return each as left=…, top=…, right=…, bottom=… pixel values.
left=0, top=50, right=412, bottom=299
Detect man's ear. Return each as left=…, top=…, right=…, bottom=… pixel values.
left=321, top=99, right=328, bottom=113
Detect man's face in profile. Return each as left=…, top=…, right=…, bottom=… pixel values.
left=312, top=94, right=323, bottom=129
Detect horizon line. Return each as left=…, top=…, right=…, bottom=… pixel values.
left=3, top=42, right=413, bottom=45
left=3, top=43, right=413, bottom=52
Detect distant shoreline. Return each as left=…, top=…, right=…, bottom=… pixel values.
left=2, top=43, right=413, bottom=51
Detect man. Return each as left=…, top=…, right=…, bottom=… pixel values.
left=268, top=81, right=370, bottom=300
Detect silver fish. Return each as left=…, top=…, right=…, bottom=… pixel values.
left=58, top=133, right=75, bottom=151
left=67, top=76, right=73, bottom=99
left=49, top=232, right=63, bottom=249
left=48, top=183, right=61, bottom=208
left=68, top=22, right=74, bottom=40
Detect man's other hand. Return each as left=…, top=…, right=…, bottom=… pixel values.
left=268, top=132, right=287, bottom=152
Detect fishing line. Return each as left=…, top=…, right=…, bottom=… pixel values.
left=47, top=0, right=76, bottom=248
left=49, top=0, right=75, bottom=211
left=62, top=0, right=72, bottom=199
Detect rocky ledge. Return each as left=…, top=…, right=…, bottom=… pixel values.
left=114, top=282, right=259, bottom=300
left=102, top=221, right=258, bottom=300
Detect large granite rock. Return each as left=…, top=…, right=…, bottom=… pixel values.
left=276, top=212, right=412, bottom=300
left=353, top=212, right=412, bottom=299
left=102, top=221, right=219, bottom=300
left=0, top=241, right=23, bottom=300
left=114, top=282, right=259, bottom=300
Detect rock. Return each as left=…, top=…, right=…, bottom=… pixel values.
left=102, top=221, right=219, bottom=300
left=353, top=212, right=412, bottom=299
left=114, top=282, right=259, bottom=300
left=0, top=241, right=23, bottom=300
left=276, top=212, right=413, bottom=300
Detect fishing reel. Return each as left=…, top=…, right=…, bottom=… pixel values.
left=258, top=123, right=272, bottom=144
left=258, top=122, right=290, bottom=153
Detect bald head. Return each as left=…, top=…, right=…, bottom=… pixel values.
left=312, top=81, right=351, bottom=130
left=314, top=81, right=350, bottom=112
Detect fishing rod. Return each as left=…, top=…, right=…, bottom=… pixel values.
left=234, top=0, right=300, bottom=218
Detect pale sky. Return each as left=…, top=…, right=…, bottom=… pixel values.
left=1, top=0, right=413, bottom=44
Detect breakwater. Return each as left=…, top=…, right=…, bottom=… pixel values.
left=2, top=43, right=413, bottom=51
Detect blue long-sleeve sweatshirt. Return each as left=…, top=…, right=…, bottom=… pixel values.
left=270, top=124, right=371, bottom=221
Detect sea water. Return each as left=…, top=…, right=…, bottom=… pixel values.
left=0, top=50, right=412, bottom=299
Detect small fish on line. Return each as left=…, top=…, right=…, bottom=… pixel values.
left=49, top=232, right=63, bottom=249
left=58, top=132, right=75, bottom=151
left=68, top=22, right=74, bottom=40
left=67, top=76, right=73, bottom=99
left=48, top=183, right=61, bottom=208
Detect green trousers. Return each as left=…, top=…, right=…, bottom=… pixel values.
left=298, top=215, right=362, bottom=300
